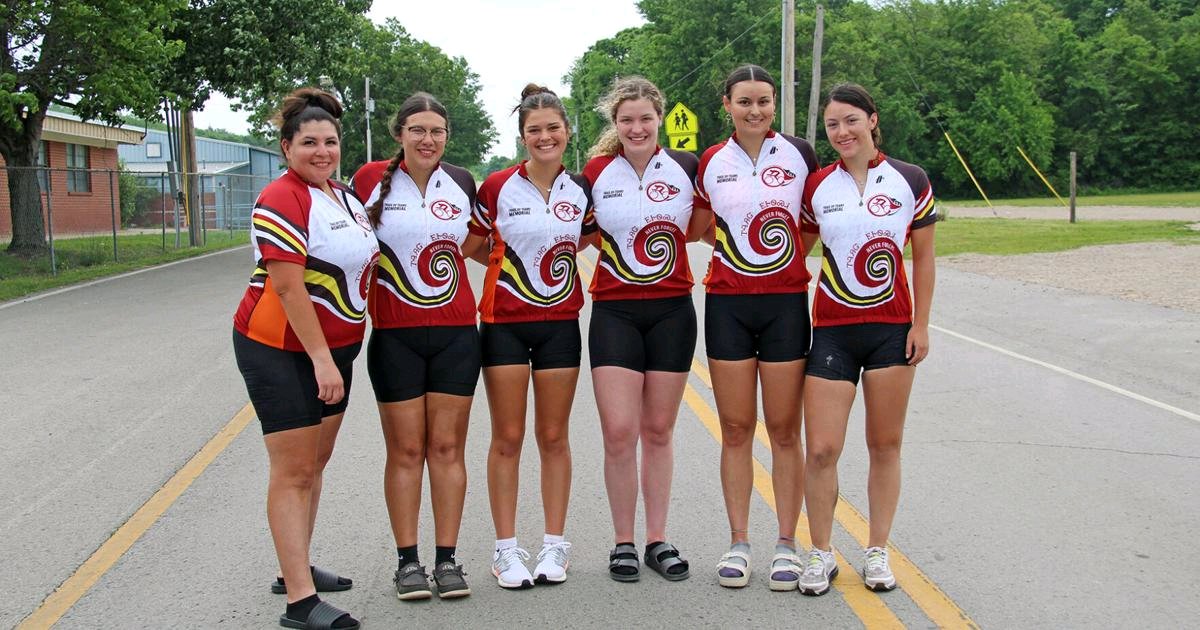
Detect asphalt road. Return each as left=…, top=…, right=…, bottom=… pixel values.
left=2, top=242, right=1197, bottom=628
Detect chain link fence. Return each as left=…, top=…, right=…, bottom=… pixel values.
left=2, top=165, right=273, bottom=275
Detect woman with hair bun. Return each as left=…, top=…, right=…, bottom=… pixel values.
left=233, top=87, right=377, bottom=629
left=581, top=75, right=700, bottom=583
left=470, top=83, right=593, bottom=590
left=352, top=92, right=484, bottom=601
left=692, top=64, right=820, bottom=591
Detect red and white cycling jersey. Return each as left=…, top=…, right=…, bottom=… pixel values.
left=357, top=159, right=478, bottom=328
left=582, top=147, right=697, bottom=300
left=695, top=131, right=819, bottom=294
left=469, top=162, right=594, bottom=323
left=802, top=152, right=937, bottom=327
left=234, top=169, right=380, bottom=350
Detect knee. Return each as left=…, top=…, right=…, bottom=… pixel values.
left=603, top=425, right=639, bottom=456
left=426, top=435, right=464, bottom=465
left=866, top=436, right=902, bottom=463
left=765, top=422, right=800, bottom=449
left=720, top=419, right=755, bottom=447
left=387, top=438, right=426, bottom=468
left=535, top=428, right=570, bottom=457
left=491, top=429, right=524, bottom=458
left=270, top=460, right=319, bottom=491
left=806, top=442, right=842, bottom=470
left=640, top=421, right=674, bottom=449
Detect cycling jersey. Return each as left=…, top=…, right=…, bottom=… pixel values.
left=582, top=147, right=697, bottom=300
left=234, top=169, right=380, bottom=351
left=469, top=162, right=594, bottom=323
left=695, top=131, right=819, bottom=294
left=802, top=152, right=937, bottom=327
left=360, top=160, right=478, bottom=328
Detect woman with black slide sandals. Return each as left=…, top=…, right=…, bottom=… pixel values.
left=581, top=76, right=704, bottom=582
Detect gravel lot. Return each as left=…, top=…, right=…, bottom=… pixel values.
left=939, top=204, right=1200, bottom=314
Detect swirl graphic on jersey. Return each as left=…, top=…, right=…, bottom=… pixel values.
left=713, top=207, right=795, bottom=275
left=303, top=255, right=375, bottom=323
left=819, top=236, right=900, bottom=308
left=375, top=239, right=461, bottom=307
left=498, top=241, right=577, bottom=306
left=598, top=221, right=680, bottom=285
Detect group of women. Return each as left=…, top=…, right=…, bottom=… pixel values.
left=232, top=63, right=936, bottom=630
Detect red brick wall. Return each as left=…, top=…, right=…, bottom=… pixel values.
left=0, top=141, right=122, bottom=237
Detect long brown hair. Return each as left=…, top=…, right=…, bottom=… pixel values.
left=588, top=76, right=665, bottom=158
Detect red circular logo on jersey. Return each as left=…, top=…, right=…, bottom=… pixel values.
left=867, top=194, right=902, bottom=217
left=358, top=251, right=380, bottom=300
left=353, top=212, right=372, bottom=231
left=429, top=200, right=461, bottom=221
left=645, top=181, right=680, bottom=202
left=760, top=166, right=797, bottom=188
left=553, top=201, right=582, bottom=222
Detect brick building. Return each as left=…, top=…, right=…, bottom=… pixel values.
left=0, top=111, right=145, bottom=237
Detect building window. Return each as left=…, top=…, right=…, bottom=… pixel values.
left=66, top=143, right=91, bottom=193
left=146, top=142, right=162, bottom=158
left=36, top=141, right=49, bottom=192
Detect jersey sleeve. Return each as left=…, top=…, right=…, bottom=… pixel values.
left=664, top=149, right=699, bottom=182
left=444, top=163, right=479, bottom=211
left=799, top=172, right=821, bottom=234
left=694, top=143, right=723, bottom=211
left=251, top=181, right=309, bottom=265
left=893, top=160, right=937, bottom=230
left=571, top=172, right=597, bottom=236
left=470, top=171, right=501, bottom=236
left=781, top=134, right=820, bottom=174
left=351, top=160, right=389, bottom=201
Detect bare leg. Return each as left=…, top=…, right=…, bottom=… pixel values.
left=483, top=365, right=530, bottom=540
left=861, top=366, right=915, bottom=547
left=532, top=367, right=579, bottom=535
left=710, top=358, right=759, bottom=545
left=592, top=366, right=644, bottom=543
left=759, top=359, right=806, bottom=543
left=379, top=399, right=427, bottom=548
left=802, top=377, right=856, bottom=550
left=264, top=422, right=327, bottom=603
left=425, top=392, right=473, bottom=547
left=640, top=370, right=688, bottom=543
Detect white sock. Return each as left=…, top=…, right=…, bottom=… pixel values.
left=543, top=533, right=564, bottom=546
left=495, top=537, right=518, bottom=551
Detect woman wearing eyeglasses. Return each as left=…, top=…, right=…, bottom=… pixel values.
left=353, top=92, right=485, bottom=601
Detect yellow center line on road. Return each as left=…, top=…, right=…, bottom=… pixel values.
left=578, top=252, right=899, bottom=627
left=17, top=403, right=257, bottom=629
left=692, top=351, right=978, bottom=628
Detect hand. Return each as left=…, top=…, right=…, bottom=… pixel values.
left=906, top=325, right=930, bottom=366
left=312, top=356, right=345, bottom=404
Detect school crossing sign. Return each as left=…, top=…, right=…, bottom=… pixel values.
left=665, top=102, right=698, bottom=152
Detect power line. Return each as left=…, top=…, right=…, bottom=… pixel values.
left=663, top=6, right=778, bottom=92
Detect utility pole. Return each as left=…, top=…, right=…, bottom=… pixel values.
left=365, top=77, right=374, bottom=163
left=806, top=4, right=825, bottom=144
left=781, top=0, right=796, bottom=134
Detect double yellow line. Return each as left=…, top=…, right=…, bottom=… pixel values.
left=578, top=253, right=977, bottom=629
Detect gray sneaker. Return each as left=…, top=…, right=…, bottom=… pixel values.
left=862, top=547, right=896, bottom=591
left=432, top=561, right=471, bottom=599
left=394, top=561, right=432, bottom=600
left=797, top=548, right=838, bottom=596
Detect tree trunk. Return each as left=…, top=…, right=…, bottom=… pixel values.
left=3, top=131, right=47, bottom=254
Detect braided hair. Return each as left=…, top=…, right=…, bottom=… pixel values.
left=366, top=92, right=448, bottom=227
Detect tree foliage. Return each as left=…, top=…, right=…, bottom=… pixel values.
left=565, top=0, right=1200, bottom=197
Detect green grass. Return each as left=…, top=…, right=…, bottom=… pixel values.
left=943, top=190, right=1200, bottom=208
left=934, top=218, right=1200, bottom=256
left=0, top=230, right=249, bottom=302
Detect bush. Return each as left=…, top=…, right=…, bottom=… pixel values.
left=117, top=163, right=157, bottom=227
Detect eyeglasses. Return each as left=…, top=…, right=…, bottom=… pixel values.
left=404, top=126, right=448, bottom=140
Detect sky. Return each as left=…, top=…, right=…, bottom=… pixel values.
left=192, top=0, right=647, bottom=159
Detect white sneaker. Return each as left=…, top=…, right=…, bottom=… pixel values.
left=492, top=546, right=533, bottom=589
left=862, top=546, right=896, bottom=591
left=534, top=541, right=572, bottom=584
left=797, top=548, right=839, bottom=596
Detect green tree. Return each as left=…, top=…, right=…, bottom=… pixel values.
left=1, top=0, right=182, bottom=253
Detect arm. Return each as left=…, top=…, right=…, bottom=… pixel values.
left=906, top=224, right=936, bottom=365
left=687, top=207, right=713, bottom=243
left=801, top=231, right=820, bottom=257
left=264, top=259, right=344, bottom=404
left=461, top=233, right=491, bottom=266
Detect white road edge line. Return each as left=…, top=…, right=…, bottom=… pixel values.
left=0, top=245, right=250, bottom=311
left=932, top=324, right=1200, bottom=424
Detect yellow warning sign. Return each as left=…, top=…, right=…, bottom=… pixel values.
left=669, top=134, right=698, bottom=151
left=665, top=102, right=698, bottom=137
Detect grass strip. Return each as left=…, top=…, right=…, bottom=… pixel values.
left=934, top=218, right=1200, bottom=256
left=943, top=191, right=1200, bottom=208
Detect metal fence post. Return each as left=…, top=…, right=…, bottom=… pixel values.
left=109, top=169, right=118, bottom=262
left=161, top=173, right=167, bottom=251
left=45, top=166, right=57, bottom=275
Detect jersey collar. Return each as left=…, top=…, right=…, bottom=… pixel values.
left=835, top=150, right=887, bottom=172
left=730, top=129, right=777, bottom=145
left=517, top=160, right=566, bottom=180
left=398, top=159, right=442, bottom=175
